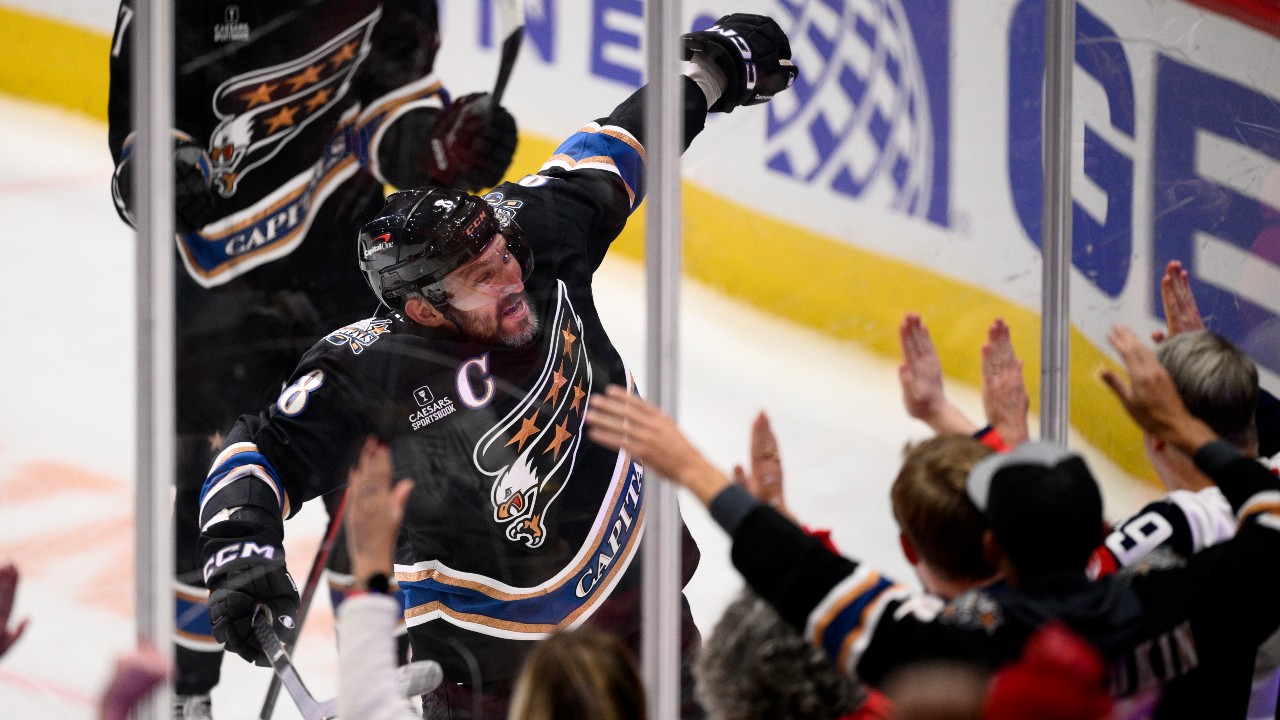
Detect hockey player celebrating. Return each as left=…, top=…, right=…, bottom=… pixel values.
left=106, top=2, right=517, bottom=716
left=193, top=13, right=798, bottom=719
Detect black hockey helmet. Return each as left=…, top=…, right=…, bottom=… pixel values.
left=358, top=187, right=532, bottom=308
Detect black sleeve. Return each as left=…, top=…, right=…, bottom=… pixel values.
left=1258, top=387, right=1280, bottom=458
left=1194, top=440, right=1280, bottom=514
left=1169, top=442, right=1280, bottom=647
left=730, top=499, right=861, bottom=632
left=723, top=488, right=970, bottom=685
left=599, top=76, right=710, bottom=153
left=523, top=77, right=710, bottom=268
left=359, top=0, right=440, bottom=103
left=106, top=0, right=135, bottom=162
left=198, top=344, right=377, bottom=534
left=107, top=1, right=208, bottom=160
left=1161, top=514, right=1280, bottom=653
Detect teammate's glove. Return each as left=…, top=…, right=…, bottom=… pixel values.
left=111, top=134, right=217, bottom=234
left=425, top=93, right=518, bottom=192
left=681, top=14, right=799, bottom=113
left=203, top=536, right=299, bottom=666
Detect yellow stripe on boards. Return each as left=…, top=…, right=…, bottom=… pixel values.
left=0, top=6, right=110, bottom=121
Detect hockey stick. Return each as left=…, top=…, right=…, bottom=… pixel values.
left=259, top=489, right=349, bottom=719
left=253, top=604, right=445, bottom=720
left=253, top=607, right=339, bottom=720
left=490, top=0, right=524, bottom=108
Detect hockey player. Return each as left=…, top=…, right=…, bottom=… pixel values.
left=584, top=325, right=1280, bottom=719
left=106, top=2, right=517, bottom=716
left=193, top=13, right=799, bottom=719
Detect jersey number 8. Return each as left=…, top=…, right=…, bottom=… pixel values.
left=277, top=370, right=326, bottom=417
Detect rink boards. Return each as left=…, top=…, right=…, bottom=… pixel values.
left=4, top=0, right=1280, bottom=478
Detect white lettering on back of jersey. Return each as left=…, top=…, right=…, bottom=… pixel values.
left=1104, top=511, right=1175, bottom=567
left=1110, top=620, right=1199, bottom=696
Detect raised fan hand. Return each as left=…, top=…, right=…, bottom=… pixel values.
left=344, top=437, right=414, bottom=582
left=0, top=562, right=28, bottom=658
left=981, top=318, right=1030, bottom=447
left=1100, top=326, right=1215, bottom=454
left=1152, top=260, right=1206, bottom=343
left=898, top=314, right=979, bottom=436
left=731, top=411, right=794, bottom=521
left=99, top=641, right=172, bottom=720
left=585, top=386, right=730, bottom=505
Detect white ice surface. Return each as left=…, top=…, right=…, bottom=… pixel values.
left=0, top=94, right=1159, bottom=718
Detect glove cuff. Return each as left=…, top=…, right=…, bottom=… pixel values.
left=681, top=14, right=798, bottom=113
left=683, top=54, right=727, bottom=109
left=681, top=29, right=748, bottom=113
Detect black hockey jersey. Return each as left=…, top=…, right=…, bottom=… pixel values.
left=722, top=443, right=1280, bottom=720
left=198, top=79, right=711, bottom=681
left=107, top=0, right=447, bottom=290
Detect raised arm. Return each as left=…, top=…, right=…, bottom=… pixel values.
left=336, top=437, right=430, bottom=720
left=731, top=411, right=795, bottom=521
left=1153, top=260, right=1280, bottom=457
left=0, top=562, right=27, bottom=658
left=1103, top=325, right=1280, bottom=646
left=898, top=313, right=978, bottom=436
left=198, top=346, right=375, bottom=667
left=584, top=386, right=929, bottom=685
left=980, top=318, right=1029, bottom=447
left=526, top=14, right=798, bottom=265
left=1152, top=260, right=1205, bottom=343
left=1100, top=326, right=1279, bottom=514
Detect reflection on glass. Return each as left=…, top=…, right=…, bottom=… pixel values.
left=10, top=0, right=1280, bottom=717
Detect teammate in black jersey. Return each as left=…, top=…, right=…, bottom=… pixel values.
left=192, top=13, right=798, bottom=720
left=107, top=2, right=517, bottom=716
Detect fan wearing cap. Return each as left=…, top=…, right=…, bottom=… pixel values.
left=584, top=325, right=1280, bottom=719
left=192, top=13, right=799, bottom=719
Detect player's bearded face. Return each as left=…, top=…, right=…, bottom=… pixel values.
left=440, top=235, right=539, bottom=347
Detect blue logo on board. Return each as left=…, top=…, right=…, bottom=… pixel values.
left=760, top=0, right=953, bottom=227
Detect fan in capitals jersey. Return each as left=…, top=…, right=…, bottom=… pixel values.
left=105, top=0, right=518, bottom=709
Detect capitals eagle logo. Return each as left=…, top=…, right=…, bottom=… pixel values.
left=474, top=282, right=592, bottom=549
left=206, top=9, right=379, bottom=197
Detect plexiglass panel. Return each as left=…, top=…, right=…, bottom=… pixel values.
left=10, top=0, right=1278, bottom=718
left=1060, top=1, right=1280, bottom=515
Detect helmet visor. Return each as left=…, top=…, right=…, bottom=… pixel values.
left=437, top=235, right=527, bottom=311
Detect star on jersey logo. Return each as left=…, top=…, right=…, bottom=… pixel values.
left=475, top=283, right=592, bottom=548
left=205, top=9, right=380, bottom=196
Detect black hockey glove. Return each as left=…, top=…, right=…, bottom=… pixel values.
left=111, top=134, right=217, bottom=234
left=204, top=533, right=299, bottom=667
left=426, top=92, right=518, bottom=192
left=682, top=14, right=799, bottom=113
